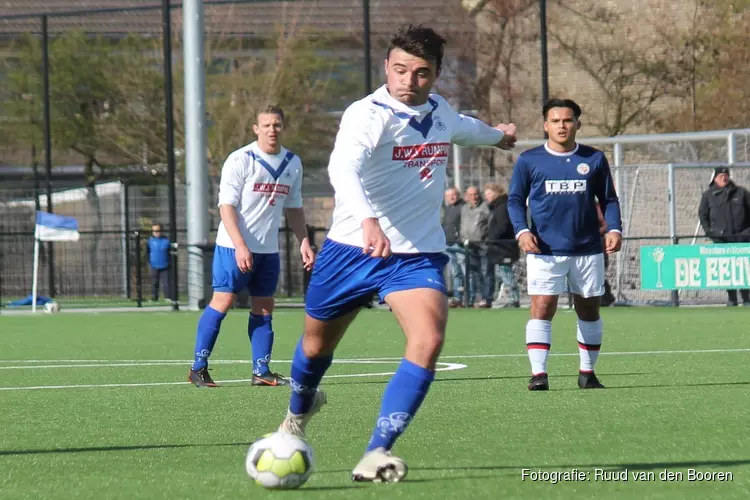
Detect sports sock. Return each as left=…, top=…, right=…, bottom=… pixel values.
left=191, top=306, right=226, bottom=371
left=288, top=338, right=333, bottom=414
left=366, top=358, right=434, bottom=452
left=526, top=319, right=552, bottom=375
left=248, top=313, right=274, bottom=376
left=577, top=318, right=603, bottom=372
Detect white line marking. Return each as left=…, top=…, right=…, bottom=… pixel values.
left=0, top=362, right=467, bottom=392
left=2, top=347, right=748, bottom=366
left=0, top=359, right=408, bottom=370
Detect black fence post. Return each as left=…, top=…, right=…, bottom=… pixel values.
left=134, top=231, right=143, bottom=307
left=302, top=225, right=317, bottom=300
left=41, top=14, right=55, bottom=299
left=123, top=182, right=131, bottom=299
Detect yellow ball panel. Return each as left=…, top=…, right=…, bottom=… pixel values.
left=255, top=449, right=276, bottom=472
left=289, top=451, right=308, bottom=475
left=270, top=458, right=292, bottom=477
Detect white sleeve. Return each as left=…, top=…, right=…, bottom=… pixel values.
left=327, top=101, right=386, bottom=223
left=450, top=111, right=504, bottom=147
left=284, top=159, right=304, bottom=209
left=217, top=152, right=247, bottom=207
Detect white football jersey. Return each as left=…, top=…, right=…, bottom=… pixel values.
left=326, top=85, right=504, bottom=253
left=215, top=141, right=303, bottom=254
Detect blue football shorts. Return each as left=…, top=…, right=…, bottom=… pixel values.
left=211, top=245, right=280, bottom=297
left=305, top=239, right=449, bottom=320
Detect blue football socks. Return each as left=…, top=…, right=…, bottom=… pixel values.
left=366, top=358, right=434, bottom=451
left=248, top=313, right=274, bottom=376
left=191, top=306, right=227, bottom=371
left=288, top=338, right=333, bottom=414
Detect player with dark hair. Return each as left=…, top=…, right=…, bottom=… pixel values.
left=273, top=24, right=517, bottom=482
left=508, top=98, right=622, bottom=391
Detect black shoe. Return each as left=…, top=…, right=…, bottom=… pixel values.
left=727, top=301, right=739, bottom=307
left=528, top=373, right=549, bottom=391
left=188, top=367, right=218, bottom=387
left=251, top=372, right=289, bottom=387
left=503, top=301, right=520, bottom=308
left=578, top=371, right=605, bottom=389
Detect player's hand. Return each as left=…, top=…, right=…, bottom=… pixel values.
left=299, top=238, right=315, bottom=271
left=605, top=231, right=622, bottom=254
left=362, top=218, right=391, bottom=258
left=235, top=245, right=253, bottom=273
left=495, top=123, right=517, bottom=150
left=518, top=232, right=540, bottom=254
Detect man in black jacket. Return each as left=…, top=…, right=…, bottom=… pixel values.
left=698, top=167, right=750, bottom=306
left=442, top=187, right=465, bottom=306
left=484, top=183, right=521, bottom=307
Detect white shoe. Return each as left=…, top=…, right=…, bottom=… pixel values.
left=278, top=390, right=327, bottom=438
left=351, top=447, right=408, bottom=483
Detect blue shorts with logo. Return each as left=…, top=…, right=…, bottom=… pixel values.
left=305, top=239, right=449, bottom=320
left=212, top=245, right=280, bottom=296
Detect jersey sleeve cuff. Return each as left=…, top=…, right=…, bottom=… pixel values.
left=607, top=229, right=622, bottom=234
left=515, top=228, right=530, bottom=239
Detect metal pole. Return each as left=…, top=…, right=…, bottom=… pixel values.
left=285, top=220, right=293, bottom=297
left=163, top=0, right=179, bottom=310
left=184, top=0, right=209, bottom=311
left=539, top=0, right=549, bottom=105
left=134, top=231, right=143, bottom=307
left=727, top=132, right=736, bottom=165
left=363, top=0, right=372, bottom=94
left=613, top=143, right=623, bottom=301
left=452, top=144, right=463, bottom=192
left=667, top=163, right=679, bottom=306
left=42, top=14, right=56, bottom=298
left=123, top=182, right=132, bottom=299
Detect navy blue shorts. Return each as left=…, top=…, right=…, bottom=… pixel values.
left=305, top=239, right=449, bottom=320
left=211, top=245, right=280, bottom=297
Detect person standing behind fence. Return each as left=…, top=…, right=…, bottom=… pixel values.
left=442, top=187, right=465, bottom=307
left=698, top=167, right=750, bottom=306
left=484, top=183, right=520, bottom=308
left=460, top=185, right=492, bottom=308
left=187, top=105, right=315, bottom=388
left=146, top=223, right=172, bottom=301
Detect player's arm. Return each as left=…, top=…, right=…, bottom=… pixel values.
left=283, top=165, right=315, bottom=271
left=595, top=156, right=623, bottom=254
left=327, top=102, right=390, bottom=257
left=218, top=153, right=253, bottom=272
left=449, top=108, right=517, bottom=150
left=507, top=156, right=539, bottom=253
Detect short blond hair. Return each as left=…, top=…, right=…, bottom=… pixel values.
left=483, top=182, right=506, bottom=196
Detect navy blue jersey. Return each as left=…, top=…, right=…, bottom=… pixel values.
left=507, top=143, right=622, bottom=256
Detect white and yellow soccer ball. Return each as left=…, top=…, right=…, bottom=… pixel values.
left=245, top=432, right=314, bottom=489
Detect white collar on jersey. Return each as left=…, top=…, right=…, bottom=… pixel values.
left=544, top=142, right=580, bottom=156
left=373, top=85, right=436, bottom=116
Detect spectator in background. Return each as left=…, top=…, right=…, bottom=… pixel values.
left=147, top=223, right=172, bottom=301
left=699, top=167, right=750, bottom=306
left=484, top=183, right=520, bottom=307
left=596, top=204, right=616, bottom=307
left=460, top=185, right=492, bottom=308
left=442, top=187, right=465, bottom=307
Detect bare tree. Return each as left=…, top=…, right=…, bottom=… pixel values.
left=549, top=2, right=674, bottom=136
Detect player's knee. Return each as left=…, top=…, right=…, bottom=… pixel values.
left=530, top=296, right=557, bottom=320
left=406, top=330, right=444, bottom=358
left=209, top=292, right=235, bottom=313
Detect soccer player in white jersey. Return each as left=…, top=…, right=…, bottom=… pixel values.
left=188, top=106, right=315, bottom=388
left=507, top=98, right=623, bottom=391
left=273, top=25, right=517, bottom=483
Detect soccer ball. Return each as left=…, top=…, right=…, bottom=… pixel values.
left=44, top=301, right=60, bottom=314
left=245, top=432, right=314, bottom=489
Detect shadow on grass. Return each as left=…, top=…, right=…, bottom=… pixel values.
left=556, top=381, right=750, bottom=391
left=0, top=442, right=249, bottom=456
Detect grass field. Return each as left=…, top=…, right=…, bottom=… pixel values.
left=1, top=308, right=749, bottom=499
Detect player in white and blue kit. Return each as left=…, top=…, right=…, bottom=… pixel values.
left=507, top=99, right=622, bottom=391
left=274, top=25, right=517, bottom=483
left=187, top=106, right=315, bottom=388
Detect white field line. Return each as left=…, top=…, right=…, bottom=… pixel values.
left=1, top=347, right=749, bottom=368
left=0, top=361, right=467, bottom=392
